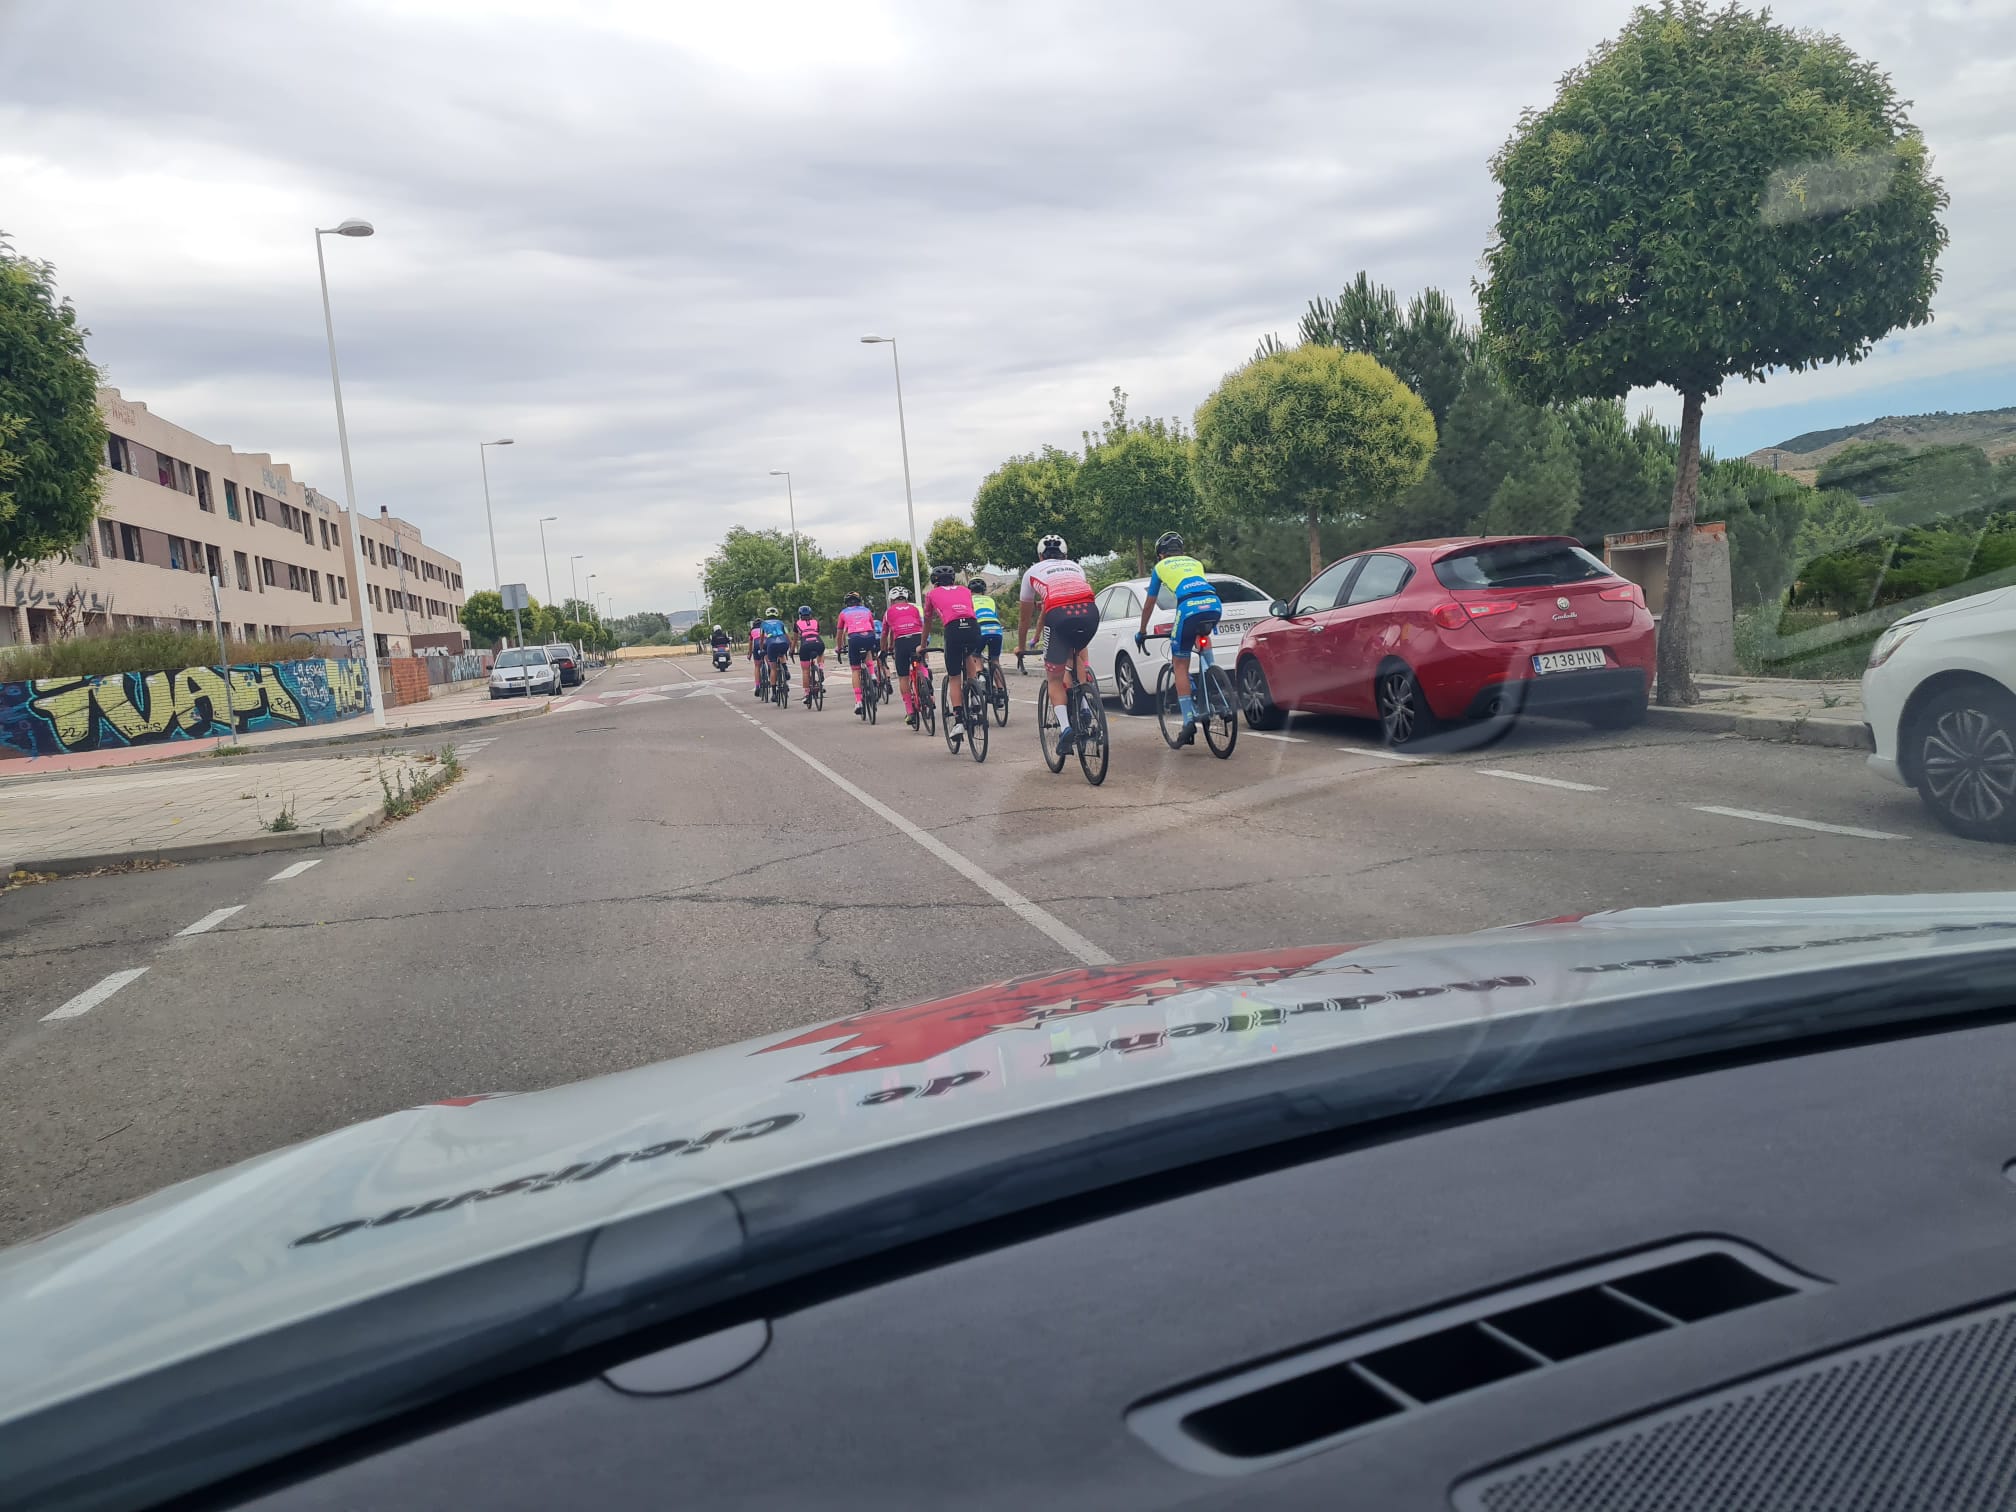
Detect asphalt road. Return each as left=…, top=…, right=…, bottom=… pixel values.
left=3, top=651, right=2006, bottom=1244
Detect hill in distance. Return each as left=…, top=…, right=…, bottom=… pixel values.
left=1747, top=405, right=2016, bottom=484
left=666, top=608, right=702, bottom=629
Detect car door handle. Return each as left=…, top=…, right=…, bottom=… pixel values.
left=1304, top=623, right=1326, bottom=633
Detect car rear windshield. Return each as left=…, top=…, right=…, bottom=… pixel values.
left=1210, top=577, right=1270, bottom=604
left=496, top=649, right=544, bottom=667
left=546, top=646, right=574, bottom=659
left=1434, top=541, right=1614, bottom=591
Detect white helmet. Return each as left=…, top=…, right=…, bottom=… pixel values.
left=712, top=624, right=721, bottom=632
left=889, top=587, right=909, bottom=602
left=1038, top=533, right=1067, bottom=559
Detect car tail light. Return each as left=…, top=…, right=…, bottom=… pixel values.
left=1434, top=599, right=1519, bottom=629
left=1431, top=603, right=1468, bottom=630
left=1598, top=583, right=1645, bottom=608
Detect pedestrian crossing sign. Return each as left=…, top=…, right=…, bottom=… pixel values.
left=870, top=550, right=900, bottom=579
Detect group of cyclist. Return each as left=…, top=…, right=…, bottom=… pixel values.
left=703, top=530, right=1223, bottom=756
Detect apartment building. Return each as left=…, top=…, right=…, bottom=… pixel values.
left=1, top=389, right=467, bottom=657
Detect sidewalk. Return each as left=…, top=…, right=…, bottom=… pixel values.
left=1648, top=674, right=1869, bottom=751
left=0, top=682, right=547, bottom=782
left=0, top=740, right=468, bottom=875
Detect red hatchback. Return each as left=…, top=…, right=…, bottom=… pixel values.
left=1236, top=536, right=1656, bottom=745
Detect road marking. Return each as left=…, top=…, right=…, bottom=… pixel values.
left=269, top=859, right=322, bottom=881
left=1245, top=731, right=1305, bottom=744
left=1692, top=805, right=1903, bottom=841
left=1349, top=748, right=1427, bottom=763
left=176, top=906, right=245, bottom=936
left=1478, top=769, right=1607, bottom=793
left=728, top=705, right=1113, bottom=966
left=43, top=968, right=148, bottom=1022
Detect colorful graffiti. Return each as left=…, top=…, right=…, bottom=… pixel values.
left=0, top=658, right=370, bottom=758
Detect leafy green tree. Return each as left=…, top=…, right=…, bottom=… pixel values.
left=1479, top=408, right=1580, bottom=536
left=1479, top=0, right=1949, bottom=703
left=924, top=515, right=984, bottom=574
left=1700, top=460, right=1810, bottom=607
left=971, top=446, right=1095, bottom=568
left=1279, top=274, right=1476, bottom=429
left=1076, top=388, right=1197, bottom=573
left=1564, top=400, right=1671, bottom=547
left=0, top=238, right=106, bottom=571
left=1815, top=440, right=1916, bottom=497
left=460, top=589, right=512, bottom=647
left=1193, top=344, right=1436, bottom=578
left=704, top=526, right=798, bottom=614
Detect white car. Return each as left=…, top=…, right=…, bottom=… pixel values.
left=488, top=646, right=562, bottom=699
left=1086, top=573, right=1275, bottom=717
left=1862, top=584, right=2016, bottom=842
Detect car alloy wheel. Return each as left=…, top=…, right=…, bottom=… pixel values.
left=1377, top=666, right=1437, bottom=747
left=1114, top=655, right=1150, bottom=716
left=1238, top=659, right=1284, bottom=730
left=1916, top=688, right=2016, bottom=842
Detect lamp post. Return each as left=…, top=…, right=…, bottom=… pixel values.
left=537, top=515, right=558, bottom=609
left=570, top=554, right=584, bottom=619
left=768, top=470, right=800, bottom=584
left=313, top=217, right=385, bottom=730
left=478, top=438, right=514, bottom=592
left=858, top=337, right=923, bottom=605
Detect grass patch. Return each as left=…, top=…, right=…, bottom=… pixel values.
left=1733, top=605, right=1879, bottom=680
left=0, top=630, right=312, bottom=682
left=265, top=803, right=298, bottom=833
left=379, top=745, right=461, bottom=819
left=210, top=744, right=250, bottom=758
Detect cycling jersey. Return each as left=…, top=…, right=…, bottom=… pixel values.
left=795, top=616, right=820, bottom=642
left=923, top=584, right=977, bottom=627
left=971, top=593, right=1002, bottom=634
left=836, top=604, right=875, bottom=639
left=1144, top=555, right=1222, bottom=615
left=882, top=600, right=925, bottom=639
left=1020, top=557, right=1094, bottom=612
left=760, top=616, right=789, bottom=656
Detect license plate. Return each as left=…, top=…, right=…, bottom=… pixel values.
left=1533, top=649, right=1606, bottom=673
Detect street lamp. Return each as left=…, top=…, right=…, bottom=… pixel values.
left=768, top=470, right=800, bottom=584
left=313, top=217, right=386, bottom=730
left=478, top=438, right=514, bottom=592
left=859, top=336, right=924, bottom=605
left=537, top=515, right=558, bottom=608
left=570, top=553, right=584, bottom=618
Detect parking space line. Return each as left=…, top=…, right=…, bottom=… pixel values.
left=1245, top=732, right=1305, bottom=744
left=43, top=968, right=149, bottom=1022
left=1478, top=769, right=1606, bottom=793
left=1693, top=805, right=1903, bottom=841
left=1349, top=748, right=1427, bottom=764
left=175, top=906, right=245, bottom=936
left=268, top=859, right=322, bottom=882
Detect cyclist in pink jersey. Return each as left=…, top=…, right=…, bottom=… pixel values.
left=793, top=605, right=824, bottom=708
left=923, top=566, right=982, bottom=750
left=882, top=590, right=927, bottom=728
left=835, top=594, right=878, bottom=717
left=1016, top=534, right=1099, bottom=755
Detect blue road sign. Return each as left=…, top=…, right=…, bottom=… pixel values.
left=870, top=550, right=900, bottom=579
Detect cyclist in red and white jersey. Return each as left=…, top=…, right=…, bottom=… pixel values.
left=1015, top=534, right=1099, bottom=756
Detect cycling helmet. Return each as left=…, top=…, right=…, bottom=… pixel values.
left=845, top=591, right=862, bottom=606
left=797, top=604, right=812, bottom=618
left=1038, top=533, right=1067, bottom=559
left=1155, top=530, right=1185, bottom=557
left=930, top=564, right=956, bottom=587
left=764, top=606, right=778, bottom=618
left=889, top=587, right=909, bottom=602
left=712, top=624, right=721, bottom=632
left=748, top=618, right=759, bottom=628
left=967, top=578, right=987, bottom=594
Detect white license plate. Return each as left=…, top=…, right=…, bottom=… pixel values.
left=1533, top=649, right=1607, bottom=674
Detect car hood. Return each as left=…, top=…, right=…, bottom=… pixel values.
left=1890, top=582, right=2016, bottom=629
left=4, top=893, right=2016, bottom=1432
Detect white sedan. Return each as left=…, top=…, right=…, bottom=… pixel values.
left=1085, top=573, right=1275, bottom=717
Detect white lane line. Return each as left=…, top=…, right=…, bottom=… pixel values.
left=1245, top=732, right=1305, bottom=744
left=269, top=858, right=322, bottom=881
left=176, top=905, right=245, bottom=936
left=1478, top=769, right=1607, bottom=793
left=727, top=704, right=1113, bottom=966
left=43, top=968, right=148, bottom=1022
left=1692, top=805, right=1903, bottom=841
left=1348, top=748, right=1428, bottom=763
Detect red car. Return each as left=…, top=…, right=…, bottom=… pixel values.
left=1235, top=536, right=1656, bottom=745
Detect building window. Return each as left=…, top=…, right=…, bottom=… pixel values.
left=176, top=460, right=194, bottom=494
left=224, top=479, right=240, bottom=520
left=365, top=538, right=377, bottom=564
left=205, top=544, right=222, bottom=583
left=336, top=575, right=347, bottom=601
left=260, top=557, right=276, bottom=588
left=301, top=513, right=314, bottom=545
left=168, top=537, right=185, bottom=571
left=195, top=468, right=213, bottom=511
left=106, top=435, right=130, bottom=473
left=119, top=523, right=143, bottom=562
left=310, top=570, right=322, bottom=603
left=99, top=520, right=117, bottom=557
left=235, top=551, right=251, bottom=592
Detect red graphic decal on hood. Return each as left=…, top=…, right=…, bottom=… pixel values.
left=757, top=946, right=1350, bottom=1079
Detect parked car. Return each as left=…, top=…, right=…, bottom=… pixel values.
left=544, top=643, right=584, bottom=687
left=1088, top=572, right=1276, bottom=716
left=1862, top=585, right=2016, bottom=842
left=1236, top=536, right=1656, bottom=745
left=489, top=646, right=561, bottom=699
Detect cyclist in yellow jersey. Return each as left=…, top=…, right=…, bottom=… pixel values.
left=1135, top=531, right=1223, bottom=746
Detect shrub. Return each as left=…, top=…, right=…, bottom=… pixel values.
left=0, top=629, right=312, bottom=682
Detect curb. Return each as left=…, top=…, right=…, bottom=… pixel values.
left=6, top=799, right=387, bottom=878
left=1645, top=705, right=1872, bottom=751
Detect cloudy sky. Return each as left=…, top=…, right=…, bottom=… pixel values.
left=4, top=0, right=2012, bottom=614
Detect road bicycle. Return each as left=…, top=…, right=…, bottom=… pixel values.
left=979, top=654, right=1010, bottom=727
left=803, top=656, right=825, bottom=712
left=1149, top=631, right=1238, bottom=759
left=903, top=647, right=936, bottom=737
left=858, top=654, right=881, bottom=725
left=767, top=655, right=791, bottom=709
left=1026, top=652, right=1109, bottom=787
left=940, top=651, right=989, bottom=763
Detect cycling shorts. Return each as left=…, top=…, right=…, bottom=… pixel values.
left=763, top=637, right=790, bottom=660
left=797, top=636, right=824, bottom=662
left=1172, top=603, right=1221, bottom=656
left=891, top=633, right=925, bottom=678
left=980, top=630, right=1003, bottom=660
left=1040, top=600, right=1099, bottom=668
left=940, top=618, right=982, bottom=672
left=847, top=632, right=878, bottom=668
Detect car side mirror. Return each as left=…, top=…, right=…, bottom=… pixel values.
left=1269, top=600, right=1290, bottom=619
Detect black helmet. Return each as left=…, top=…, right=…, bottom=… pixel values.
left=967, top=578, right=987, bottom=594
left=845, top=590, right=862, bottom=606
left=1155, top=531, right=1185, bottom=557
left=797, top=604, right=812, bottom=617
left=930, top=564, right=956, bottom=587
left=748, top=618, right=759, bottom=628
left=1038, top=533, right=1067, bottom=559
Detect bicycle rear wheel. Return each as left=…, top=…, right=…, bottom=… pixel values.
left=919, top=670, right=936, bottom=735
left=1154, top=664, right=1183, bottom=749
left=864, top=675, right=878, bottom=725
left=966, top=680, right=989, bottom=763
left=942, top=677, right=961, bottom=755
left=1075, top=677, right=1109, bottom=786
left=990, top=663, right=1009, bottom=726
left=1037, top=685, right=1065, bottom=772
left=1203, top=665, right=1238, bottom=758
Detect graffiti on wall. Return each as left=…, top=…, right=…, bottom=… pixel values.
left=0, top=658, right=370, bottom=758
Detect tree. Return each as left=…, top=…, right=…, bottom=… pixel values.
left=1564, top=400, right=1671, bottom=547
left=925, top=515, right=984, bottom=575
left=1283, top=274, right=1476, bottom=429
left=1076, top=388, right=1197, bottom=572
left=971, top=446, right=1095, bottom=568
left=1479, top=407, right=1580, bottom=536
left=1193, top=344, right=1436, bottom=578
left=460, top=590, right=512, bottom=647
left=0, top=238, right=105, bottom=571
left=1479, top=0, right=1949, bottom=703
left=704, top=526, right=798, bottom=614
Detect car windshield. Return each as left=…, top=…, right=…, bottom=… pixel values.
left=1434, top=542, right=1615, bottom=590
left=496, top=649, right=542, bottom=667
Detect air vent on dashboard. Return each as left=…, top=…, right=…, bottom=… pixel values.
left=1129, top=1240, right=1818, bottom=1474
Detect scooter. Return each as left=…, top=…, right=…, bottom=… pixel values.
left=712, top=645, right=732, bottom=672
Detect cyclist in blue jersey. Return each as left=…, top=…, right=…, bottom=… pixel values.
left=1134, top=532, right=1223, bottom=747
left=759, top=606, right=791, bottom=699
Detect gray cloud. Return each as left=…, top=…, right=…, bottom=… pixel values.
left=4, top=0, right=2010, bottom=612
